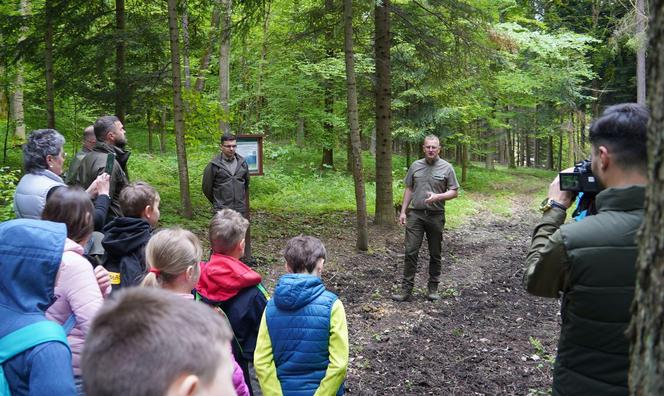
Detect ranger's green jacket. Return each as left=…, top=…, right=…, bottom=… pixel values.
left=524, top=185, right=645, bottom=396
left=75, top=142, right=130, bottom=220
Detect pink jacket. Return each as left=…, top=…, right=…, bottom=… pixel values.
left=46, top=238, right=107, bottom=376
left=177, top=293, right=249, bottom=396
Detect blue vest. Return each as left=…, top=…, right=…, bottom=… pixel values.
left=265, top=274, right=343, bottom=396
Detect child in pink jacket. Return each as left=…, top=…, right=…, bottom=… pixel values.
left=42, top=186, right=112, bottom=393
left=141, top=227, right=250, bottom=396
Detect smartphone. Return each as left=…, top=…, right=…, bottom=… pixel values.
left=105, top=153, right=115, bottom=174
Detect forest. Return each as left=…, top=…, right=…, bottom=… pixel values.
left=2, top=0, right=664, bottom=394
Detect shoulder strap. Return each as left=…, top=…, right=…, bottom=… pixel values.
left=194, top=292, right=245, bottom=356
left=62, top=314, right=77, bottom=335
left=256, top=283, right=270, bottom=299
left=0, top=321, right=70, bottom=396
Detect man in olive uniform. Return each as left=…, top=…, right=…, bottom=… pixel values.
left=202, top=133, right=251, bottom=258
left=392, top=135, right=459, bottom=302
left=76, top=116, right=130, bottom=222
left=524, top=103, right=648, bottom=395
left=65, top=125, right=96, bottom=185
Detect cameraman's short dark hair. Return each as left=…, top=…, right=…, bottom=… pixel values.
left=82, top=287, right=233, bottom=396
left=94, top=115, right=119, bottom=142
left=589, top=103, right=648, bottom=171
left=119, top=181, right=159, bottom=218
left=283, top=235, right=327, bottom=274
left=221, top=133, right=237, bottom=144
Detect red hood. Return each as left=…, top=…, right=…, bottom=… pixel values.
left=196, top=254, right=262, bottom=301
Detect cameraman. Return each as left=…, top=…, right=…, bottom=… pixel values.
left=524, top=103, right=648, bottom=395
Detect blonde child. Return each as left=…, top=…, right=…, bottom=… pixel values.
left=140, top=228, right=249, bottom=396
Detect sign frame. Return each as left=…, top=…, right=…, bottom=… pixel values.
left=236, top=134, right=264, bottom=176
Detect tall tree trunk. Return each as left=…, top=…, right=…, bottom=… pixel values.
left=321, top=0, right=335, bottom=169
left=195, top=6, right=221, bottom=92
left=547, top=135, right=553, bottom=170
left=44, top=0, right=55, bottom=129
left=115, top=0, right=126, bottom=123
left=343, top=0, right=368, bottom=250
left=557, top=130, right=563, bottom=171
left=374, top=0, right=393, bottom=225
left=12, top=0, right=29, bottom=139
left=636, top=0, right=647, bottom=105
left=182, top=0, right=191, bottom=90
left=167, top=0, right=193, bottom=218
left=218, top=0, right=232, bottom=134
left=461, top=143, right=468, bottom=183
left=256, top=2, right=270, bottom=130
left=146, top=109, right=153, bottom=153
left=159, top=108, right=166, bottom=153
left=507, top=130, right=515, bottom=169
left=630, top=1, right=664, bottom=391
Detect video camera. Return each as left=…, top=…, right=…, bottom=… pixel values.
left=559, top=159, right=600, bottom=193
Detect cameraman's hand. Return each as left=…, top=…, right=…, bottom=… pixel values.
left=549, top=168, right=575, bottom=209
left=398, top=212, right=407, bottom=225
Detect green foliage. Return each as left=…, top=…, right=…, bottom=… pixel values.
left=0, top=167, right=20, bottom=221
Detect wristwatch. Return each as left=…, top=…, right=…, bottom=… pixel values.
left=539, top=198, right=568, bottom=213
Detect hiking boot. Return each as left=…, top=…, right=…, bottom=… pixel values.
left=391, top=291, right=412, bottom=302
left=427, top=283, right=440, bottom=301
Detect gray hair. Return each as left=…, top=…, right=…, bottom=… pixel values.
left=83, top=125, right=95, bottom=140
left=23, top=129, right=65, bottom=173
left=283, top=235, right=327, bottom=274
left=94, top=115, right=119, bottom=142
left=423, top=135, right=440, bottom=146
left=209, top=209, right=249, bottom=254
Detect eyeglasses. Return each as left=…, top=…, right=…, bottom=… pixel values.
left=424, top=145, right=439, bottom=150
left=222, top=144, right=237, bottom=148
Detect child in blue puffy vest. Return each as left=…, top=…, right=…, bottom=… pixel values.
left=254, top=236, right=348, bottom=396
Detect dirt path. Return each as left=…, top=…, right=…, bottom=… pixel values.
left=253, top=192, right=561, bottom=395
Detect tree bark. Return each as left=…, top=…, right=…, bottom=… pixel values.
left=218, top=0, right=232, bottom=134
left=461, top=143, right=468, bottom=182
left=629, top=1, right=664, bottom=393
left=547, top=135, right=553, bottom=170
left=343, top=0, right=368, bottom=250
left=168, top=0, right=193, bottom=218
left=159, top=108, right=166, bottom=154
left=321, top=0, right=335, bottom=169
left=256, top=2, right=271, bottom=130
left=374, top=0, right=393, bottom=225
left=147, top=109, right=153, bottom=153
left=182, top=0, right=191, bottom=90
left=195, top=6, right=221, bottom=92
left=115, top=0, right=126, bottom=123
left=636, top=0, right=647, bottom=105
left=12, top=0, right=29, bottom=139
left=44, top=0, right=55, bottom=129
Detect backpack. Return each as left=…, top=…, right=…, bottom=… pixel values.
left=0, top=321, right=71, bottom=395
left=194, top=285, right=270, bottom=357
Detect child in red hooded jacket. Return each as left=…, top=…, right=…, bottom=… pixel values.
left=196, top=209, right=268, bottom=396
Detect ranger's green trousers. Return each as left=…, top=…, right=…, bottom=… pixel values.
left=402, top=209, right=445, bottom=291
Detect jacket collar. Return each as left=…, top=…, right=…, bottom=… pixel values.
left=595, top=185, right=645, bottom=213
left=94, top=141, right=131, bottom=170
left=33, top=168, right=64, bottom=184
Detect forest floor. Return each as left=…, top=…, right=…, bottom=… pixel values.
left=251, top=189, right=561, bottom=395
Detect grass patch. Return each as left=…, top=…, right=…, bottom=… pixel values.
left=2, top=124, right=555, bottom=233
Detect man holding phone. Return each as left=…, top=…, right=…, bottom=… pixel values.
left=76, top=115, right=130, bottom=222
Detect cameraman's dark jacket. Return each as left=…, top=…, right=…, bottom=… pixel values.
left=75, top=141, right=130, bottom=221
left=524, top=185, right=645, bottom=396
left=202, top=153, right=249, bottom=215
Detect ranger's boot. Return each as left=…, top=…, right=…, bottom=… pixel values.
left=427, top=282, right=440, bottom=301
left=391, top=289, right=412, bottom=302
